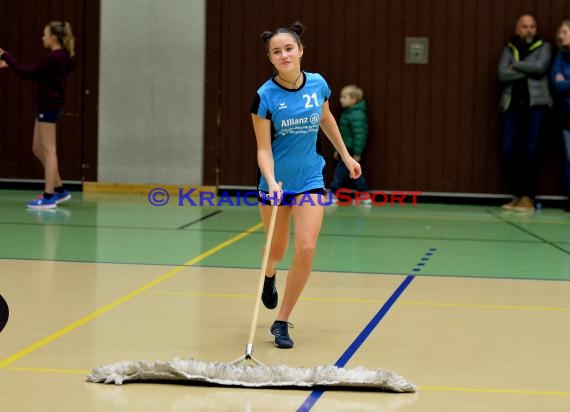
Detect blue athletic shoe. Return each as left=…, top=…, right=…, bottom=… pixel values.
left=26, top=196, right=57, bottom=209
left=53, top=190, right=71, bottom=204
left=270, top=321, right=294, bottom=348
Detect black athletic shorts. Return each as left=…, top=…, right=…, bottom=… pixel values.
left=37, top=109, right=63, bottom=123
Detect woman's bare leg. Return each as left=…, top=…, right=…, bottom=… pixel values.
left=37, top=122, right=63, bottom=193
left=32, top=120, right=45, bottom=166
left=276, top=195, right=324, bottom=321
left=258, top=204, right=292, bottom=276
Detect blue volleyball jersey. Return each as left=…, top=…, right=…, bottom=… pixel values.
left=251, top=71, right=331, bottom=194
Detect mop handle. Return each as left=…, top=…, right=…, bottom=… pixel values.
left=246, top=184, right=281, bottom=353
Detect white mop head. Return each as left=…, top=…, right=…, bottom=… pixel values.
left=86, top=358, right=417, bottom=392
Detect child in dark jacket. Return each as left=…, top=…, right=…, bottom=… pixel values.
left=551, top=20, right=570, bottom=211
left=330, top=85, right=370, bottom=203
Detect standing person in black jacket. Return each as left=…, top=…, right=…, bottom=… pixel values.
left=0, top=21, right=75, bottom=209
left=497, top=14, right=552, bottom=212
left=551, top=20, right=570, bottom=211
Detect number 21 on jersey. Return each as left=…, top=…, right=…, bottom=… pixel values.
left=303, top=93, right=319, bottom=108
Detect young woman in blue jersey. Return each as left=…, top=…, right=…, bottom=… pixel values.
left=251, top=22, right=361, bottom=348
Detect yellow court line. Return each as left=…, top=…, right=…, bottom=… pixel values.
left=144, top=292, right=570, bottom=312
left=399, top=300, right=570, bottom=312
left=0, top=222, right=264, bottom=369
left=5, top=367, right=90, bottom=375
left=82, top=182, right=217, bottom=195
left=420, top=386, right=570, bottom=396
left=144, top=291, right=390, bottom=302
left=146, top=291, right=255, bottom=299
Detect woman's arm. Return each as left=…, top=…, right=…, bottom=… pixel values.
left=252, top=114, right=282, bottom=201
left=550, top=55, right=570, bottom=93
left=0, top=48, right=7, bottom=69
left=554, top=78, right=570, bottom=93
left=0, top=50, right=51, bottom=80
left=319, top=101, right=362, bottom=179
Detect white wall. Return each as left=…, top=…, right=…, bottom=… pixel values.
left=98, top=0, right=205, bottom=184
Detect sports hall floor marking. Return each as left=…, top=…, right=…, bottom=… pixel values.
left=177, top=210, right=223, bottom=229
left=0, top=222, right=264, bottom=369
left=319, top=232, right=543, bottom=243
left=3, top=209, right=570, bottom=232
left=297, top=248, right=437, bottom=412
left=420, top=386, right=570, bottom=396
left=326, top=212, right=570, bottom=225
left=486, top=210, right=570, bottom=255
left=143, top=291, right=570, bottom=312
left=4, top=366, right=90, bottom=374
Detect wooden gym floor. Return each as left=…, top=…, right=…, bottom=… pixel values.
left=0, top=190, right=569, bottom=411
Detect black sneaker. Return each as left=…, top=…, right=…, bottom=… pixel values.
left=270, top=321, right=294, bottom=348
left=261, top=273, right=278, bottom=309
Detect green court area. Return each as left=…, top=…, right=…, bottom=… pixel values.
left=1, top=190, right=569, bottom=280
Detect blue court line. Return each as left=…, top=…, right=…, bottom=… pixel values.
left=297, top=248, right=437, bottom=412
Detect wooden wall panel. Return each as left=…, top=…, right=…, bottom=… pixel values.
left=399, top=0, right=417, bottom=189
left=0, top=0, right=99, bottom=182
left=473, top=0, right=493, bottom=192
left=80, top=0, right=100, bottom=181
left=414, top=0, right=432, bottom=191
left=205, top=0, right=570, bottom=195
left=427, top=0, right=447, bottom=191
left=203, top=0, right=222, bottom=185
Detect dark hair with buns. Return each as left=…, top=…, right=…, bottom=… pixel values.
left=260, top=21, right=305, bottom=51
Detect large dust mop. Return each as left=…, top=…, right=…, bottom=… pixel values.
left=87, top=200, right=417, bottom=392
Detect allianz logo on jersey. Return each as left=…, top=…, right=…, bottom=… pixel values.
left=281, top=113, right=320, bottom=128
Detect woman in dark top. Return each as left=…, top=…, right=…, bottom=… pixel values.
left=0, top=21, right=75, bottom=209
left=551, top=20, right=570, bottom=211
